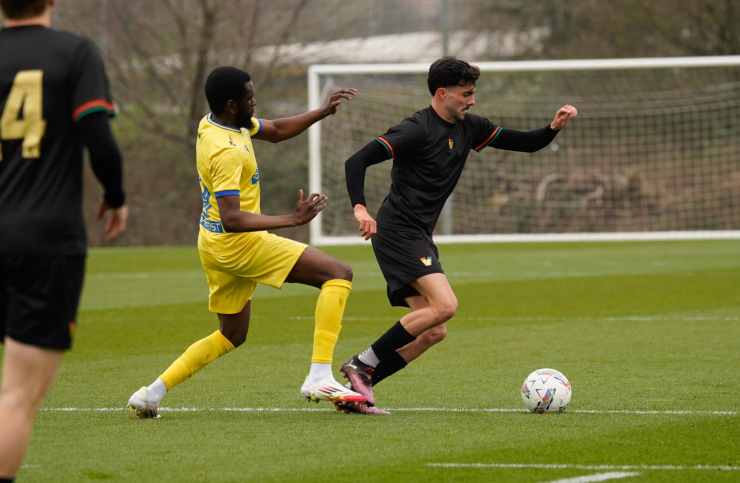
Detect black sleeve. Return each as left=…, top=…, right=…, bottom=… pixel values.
left=78, top=112, right=126, bottom=208
left=375, top=118, right=425, bottom=159
left=71, top=38, right=116, bottom=122
left=489, top=125, right=558, bottom=153
left=345, top=140, right=391, bottom=207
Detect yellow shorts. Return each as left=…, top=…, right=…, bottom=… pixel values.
left=198, top=230, right=307, bottom=314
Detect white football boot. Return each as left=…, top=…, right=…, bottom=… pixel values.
left=127, top=386, right=161, bottom=419
left=300, top=377, right=367, bottom=404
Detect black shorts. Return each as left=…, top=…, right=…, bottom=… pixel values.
left=371, top=226, right=444, bottom=307
left=0, top=254, right=86, bottom=350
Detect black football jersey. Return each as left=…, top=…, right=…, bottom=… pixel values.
left=0, top=25, right=115, bottom=254
left=374, top=107, right=501, bottom=234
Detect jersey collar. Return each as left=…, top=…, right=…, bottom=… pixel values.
left=207, top=113, right=242, bottom=133
left=428, top=106, right=457, bottom=127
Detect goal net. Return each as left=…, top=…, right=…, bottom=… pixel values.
left=308, top=57, right=740, bottom=245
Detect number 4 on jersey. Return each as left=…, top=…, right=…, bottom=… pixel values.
left=0, top=70, right=46, bottom=161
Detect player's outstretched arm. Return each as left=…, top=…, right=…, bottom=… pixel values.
left=254, top=88, right=358, bottom=143
left=218, top=189, right=327, bottom=232
left=488, top=104, right=578, bottom=153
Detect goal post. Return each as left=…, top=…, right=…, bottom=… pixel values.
left=308, top=56, right=740, bottom=245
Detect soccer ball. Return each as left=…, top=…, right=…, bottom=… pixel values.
left=520, top=368, right=572, bottom=413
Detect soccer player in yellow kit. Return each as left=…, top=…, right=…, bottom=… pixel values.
left=128, top=67, right=365, bottom=418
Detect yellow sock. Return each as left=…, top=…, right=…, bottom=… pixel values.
left=311, top=279, right=352, bottom=363
left=159, top=330, right=235, bottom=390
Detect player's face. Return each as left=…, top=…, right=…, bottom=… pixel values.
left=443, top=82, right=476, bottom=121
left=237, top=81, right=257, bottom=128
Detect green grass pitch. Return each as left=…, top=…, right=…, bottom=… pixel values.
left=5, top=241, right=739, bottom=482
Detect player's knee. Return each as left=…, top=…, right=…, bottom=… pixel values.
left=329, top=261, right=353, bottom=282
left=433, top=299, right=458, bottom=323
left=0, top=386, right=38, bottom=417
left=221, top=327, right=248, bottom=347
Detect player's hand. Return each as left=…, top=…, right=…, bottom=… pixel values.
left=549, top=104, right=578, bottom=130
left=353, top=204, right=376, bottom=240
left=97, top=202, right=128, bottom=241
left=294, top=189, right=328, bottom=225
left=321, top=88, right=359, bottom=117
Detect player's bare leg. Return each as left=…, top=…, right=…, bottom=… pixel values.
left=218, top=302, right=251, bottom=348
left=401, top=273, right=458, bottom=334
left=340, top=274, right=457, bottom=413
left=397, top=296, right=448, bottom=363
left=0, top=338, right=63, bottom=478
left=286, top=247, right=366, bottom=404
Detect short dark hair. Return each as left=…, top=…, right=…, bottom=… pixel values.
left=0, top=0, right=48, bottom=19
left=204, top=66, right=252, bottom=115
left=427, top=57, right=480, bottom=96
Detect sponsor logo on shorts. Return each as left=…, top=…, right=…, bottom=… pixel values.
left=420, top=256, right=433, bottom=266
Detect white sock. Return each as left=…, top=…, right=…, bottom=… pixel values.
left=358, top=347, right=380, bottom=368
left=147, top=378, right=167, bottom=403
left=308, top=363, right=332, bottom=381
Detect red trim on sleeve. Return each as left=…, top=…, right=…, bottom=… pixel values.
left=474, top=127, right=502, bottom=152
left=73, top=99, right=114, bottom=120
left=376, top=136, right=395, bottom=159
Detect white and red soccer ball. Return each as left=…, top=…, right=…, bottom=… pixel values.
left=521, top=368, right=572, bottom=413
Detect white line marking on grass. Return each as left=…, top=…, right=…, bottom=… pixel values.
left=41, top=407, right=737, bottom=416
left=427, top=463, right=740, bottom=472
left=545, top=472, right=640, bottom=483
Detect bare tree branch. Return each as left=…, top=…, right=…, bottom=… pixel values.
left=110, top=1, right=180, bottom=107
left=238, top=1, right=262, bottom=69
left=186, top=0, right=218, bottom=141
left=255, top=0, right=309, bottom=88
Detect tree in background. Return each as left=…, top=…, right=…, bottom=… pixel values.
left=39, top=0, right=738, bottom=245
left=459, top=0, right=739, bottom=59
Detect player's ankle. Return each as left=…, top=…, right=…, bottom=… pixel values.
left=307, top=362, right=332, bottom=382
left=146, top=378, right=167, bottom=403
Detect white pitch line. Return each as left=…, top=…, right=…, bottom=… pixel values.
left=545, top=472, right=640, bottom=483
left=427, top=463, right=740, bottom=472
left=40, top=407, right=737, bottom=416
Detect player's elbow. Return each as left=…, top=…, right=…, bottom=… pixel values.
left=220, top=212, right=240, bottom=232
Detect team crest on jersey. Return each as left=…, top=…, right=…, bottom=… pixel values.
left=251, top=168, right=261, bottom=184
left=448, top=137, right=454, bottom=150
left=419, top=256, right=433, bottom=266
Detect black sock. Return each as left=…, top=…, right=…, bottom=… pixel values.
left=371, top=350, right=408, bottom=386
left=0, top=477, right=16, bottom=482
left=370, top=321, right=416, bottom=361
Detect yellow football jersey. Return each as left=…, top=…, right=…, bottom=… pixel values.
left=196, top=113, right=262, bottom=238
left=194, top=113, right=307, bottom=313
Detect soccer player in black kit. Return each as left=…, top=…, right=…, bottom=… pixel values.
left=339, top=57, right=577, bottom=415
left=0, top=0, right=127, bottom=479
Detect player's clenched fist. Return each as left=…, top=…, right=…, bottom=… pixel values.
left=549, top=104, right=578, bottom=130
left=293, top=189, right=328, bottom=225
left=353, top=204, right=377, bottom=240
